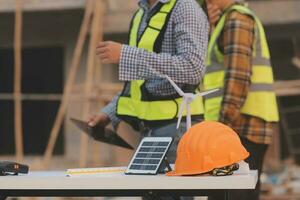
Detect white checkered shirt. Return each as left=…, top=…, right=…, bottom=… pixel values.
left=102, top=0, right=209, bottom=127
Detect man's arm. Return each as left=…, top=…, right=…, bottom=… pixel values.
left=119, top=1, right=209, bottom=84
left=219, top=12, right=255, bottom=124
left=87, top=93, right=121, bottom=129
left=100, top=93, right=121, bottom=128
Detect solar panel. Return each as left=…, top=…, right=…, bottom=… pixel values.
left=125, top=137, right=173, bottom=175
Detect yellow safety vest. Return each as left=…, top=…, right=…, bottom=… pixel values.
left=116, top=0, right=204, bottom=129
left=204, top=5, right=279, bottom=122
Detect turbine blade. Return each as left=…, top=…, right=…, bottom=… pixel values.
left=176, top=115, right=182, bottom=130
left=164, top=75, right=185, bottom=96
left=176, top=99, right=186, bottom=129
left=186, top=103, right=191, bottom=130
left=196, top=88, right=219, bottom=97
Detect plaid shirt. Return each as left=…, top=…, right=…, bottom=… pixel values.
left=218, top=10, right=275, bottom=144
left=102, top=0, right=209, bottom=127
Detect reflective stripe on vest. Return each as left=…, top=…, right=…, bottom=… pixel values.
left=203, top=5, right=279, bottom=122
left=117, top=0, right=204, bottom=123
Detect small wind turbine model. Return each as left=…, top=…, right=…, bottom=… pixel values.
left=164, top=75, right=219, bottom=130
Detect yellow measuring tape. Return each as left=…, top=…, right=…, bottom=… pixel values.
left=66, top=167, right=126, bottom=176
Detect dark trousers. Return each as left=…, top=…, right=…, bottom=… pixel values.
left=209, top=137, right=268, bottom=200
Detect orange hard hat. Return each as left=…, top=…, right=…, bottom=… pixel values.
left=167, top=121, right=249, bottom=176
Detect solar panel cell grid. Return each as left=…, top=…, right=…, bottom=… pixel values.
left=125, top=137, right=173, bottom=175
left=132, top=159, right=160, bottom=165
left=139, top=147, right=166, bottom=152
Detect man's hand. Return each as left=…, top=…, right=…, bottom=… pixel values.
left=96, top=41, right=122, bottom=64
left=87, top=113, right=110, bottom=127
left=206, top=2, right=222, bottom=29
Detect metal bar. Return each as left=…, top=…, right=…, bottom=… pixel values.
left=79, top=0, right=101, bottom=167
left=0, top=93, right=117, bottom=102
left=13, top=0, right=24, bottom=162
left=0, top=94, right=62, bottom=101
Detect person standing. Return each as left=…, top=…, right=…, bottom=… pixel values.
left=89, top=0, right=208, bottom=172
left=202, top=0, right=279, bottom=199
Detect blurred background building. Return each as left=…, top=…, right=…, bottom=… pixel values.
left=0, top=0, right=300, bottom=199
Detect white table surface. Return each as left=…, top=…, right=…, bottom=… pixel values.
left=0, top=170, right=258, bottom=190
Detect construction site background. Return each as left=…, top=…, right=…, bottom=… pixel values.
left=1, top=0, right=300, bottom=199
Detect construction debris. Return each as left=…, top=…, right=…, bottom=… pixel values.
left=261, top=161, right=300, bottom=198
